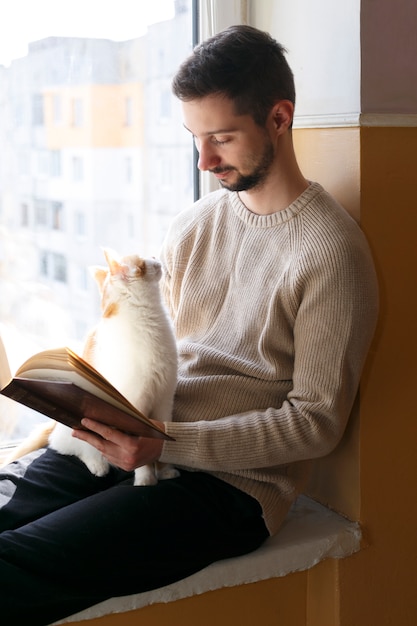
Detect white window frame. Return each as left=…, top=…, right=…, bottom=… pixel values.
left=196, top=0, right=249, bottom=197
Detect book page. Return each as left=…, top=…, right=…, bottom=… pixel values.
left=15, top=346, right=77, bottom=375
left=16, top=368, right=145, bottom=419
left=0, top=335, right=11, bottom=389
left=15, top=347, right=121, bottom=395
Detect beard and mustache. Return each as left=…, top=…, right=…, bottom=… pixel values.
left=210, top=139, right=275, bottom=193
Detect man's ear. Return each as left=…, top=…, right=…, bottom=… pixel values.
left=270, top=100, right=294, bottom=134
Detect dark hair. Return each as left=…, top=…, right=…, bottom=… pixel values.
left=172, top=25, right=295, bottom=127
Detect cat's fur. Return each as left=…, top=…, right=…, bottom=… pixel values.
left=4, top=249, right=179, bottom=486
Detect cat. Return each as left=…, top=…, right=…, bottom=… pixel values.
left=4, top=249, right=179, bottom=487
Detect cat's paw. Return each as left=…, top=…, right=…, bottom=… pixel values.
left=82, top=455, right=110, bottom=477
left=156, top=463, right=180, bottom=481
left=134, top=465, right=158, bottom=486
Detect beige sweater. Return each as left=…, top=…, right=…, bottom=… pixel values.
left=159, top=182, right=378, bottom=535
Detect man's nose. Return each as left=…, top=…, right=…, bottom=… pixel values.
left=196, top=141, right=221, bottom=171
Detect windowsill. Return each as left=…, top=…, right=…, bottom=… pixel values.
left=54, top=495, right=361, bottom=624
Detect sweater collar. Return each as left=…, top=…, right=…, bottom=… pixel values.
left=229, top=181, right=323, bottom=227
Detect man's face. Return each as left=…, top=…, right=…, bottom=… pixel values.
left=182, top=95, right=275, bottom=193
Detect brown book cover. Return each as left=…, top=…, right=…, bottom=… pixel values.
left=0, top=345, right=173, bottom=441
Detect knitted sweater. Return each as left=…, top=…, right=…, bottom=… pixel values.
left=159, top=182, right=378, bottom=535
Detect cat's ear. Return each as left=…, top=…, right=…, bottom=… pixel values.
left=89, top=265, right=108, bottom=291
left=102, top=247, right=137, bottom=279
left=102, top=247, right=127, bottom=278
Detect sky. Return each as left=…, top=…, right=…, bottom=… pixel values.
left=0, top=0, right=174, bottom=67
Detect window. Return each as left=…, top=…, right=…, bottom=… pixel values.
left=0, top=0, right=195, bottom=444
left=125, top=97, right=133, bottom=126
left=50, top=151, right=61, bottom=177
left=74, top=211, right=86, bottom=237
left=32, top=93, right=44, bottom=126
left=40, top=251, right=49, bottom=277
left=20, top=203, right=29, bottom=227
left=52, top=202, right=64, bottom=230
left=159, top=88, right=171, bottom=123
left=72, top=156, right=84, bottom=181
left=72, top=98, right=83, bottom=127
left=34, top=199, right=48, bottom=227
left=53, top=94, right=63, bottom=125
left=52, top=253, right=67, bottom=282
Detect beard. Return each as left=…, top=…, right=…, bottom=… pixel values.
left=211, top=139, right=275, bottom=193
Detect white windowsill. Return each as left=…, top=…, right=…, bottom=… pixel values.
left=55, top=495, right=361, bottom=624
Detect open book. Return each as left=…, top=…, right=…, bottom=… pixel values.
left=0, top=343, right=172, bottom=441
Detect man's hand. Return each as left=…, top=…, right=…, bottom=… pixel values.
left=72, top=407, right=164, bottom=473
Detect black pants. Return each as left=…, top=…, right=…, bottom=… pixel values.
left=0, top=448, right=268, bottom=626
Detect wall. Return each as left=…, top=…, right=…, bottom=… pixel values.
left=251, top=0, right=417, bottom=624
left=250, top=0, right=361, bottom=125
left=339, top=123, right=417, bottom=626
left=361, top=0, right=417, bottom=114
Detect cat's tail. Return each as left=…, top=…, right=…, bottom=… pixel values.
left=0, top=421, right=55, bottom=467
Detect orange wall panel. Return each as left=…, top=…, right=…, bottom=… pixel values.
left=69, top=573, right=308, bottom=626
left=338, top=126, right=417, bottom=626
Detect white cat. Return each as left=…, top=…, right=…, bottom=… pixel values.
left=6, top=249, right=179, bottom=486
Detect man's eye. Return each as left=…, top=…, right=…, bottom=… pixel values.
left=212, top=137, right=229, bottom=145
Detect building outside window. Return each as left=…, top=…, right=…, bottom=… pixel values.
left=0, top=0, right=194, bottom=443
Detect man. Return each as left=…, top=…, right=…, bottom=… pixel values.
left=0, top=25, right=378, bottom=625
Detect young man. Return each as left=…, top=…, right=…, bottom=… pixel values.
left=0, top=25, right=378, bottom=625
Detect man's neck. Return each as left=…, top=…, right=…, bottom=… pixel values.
left=237, top=137, right=309, bottom=216
left=238, top=170, right=309, bottom=216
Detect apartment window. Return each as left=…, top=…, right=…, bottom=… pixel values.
left=50, top=150, right=61, bottom=177
left=34, top=199, right=48, bottom=227
left=20, top=203, right=29, bottom=227
left=52, top=202, right=64, bottom=230
left=72, top=156, right=84, bottom=181
left=32, top=93, right=44, bottom=125
left=76, top=265, right=88, bottom=291
left=159, top=88, right=171, bottom=122
left=52, top=252, right=67, bottom=282
left=125, top=97, right=133, bottom=126
left=0, top=0, right=195, bottom=444
left=72, top=98, right=83, bottom=127
left=53, top=94, right=63, bottom=125
left=39, top=251, right=49, bottom=277
left=74, top=211, right=86, bottom=237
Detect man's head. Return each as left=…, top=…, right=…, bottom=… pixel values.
left=172, top=25, right=295, bottom=128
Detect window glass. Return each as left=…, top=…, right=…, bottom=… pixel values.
left=0, top=0, right=194, bottom=443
